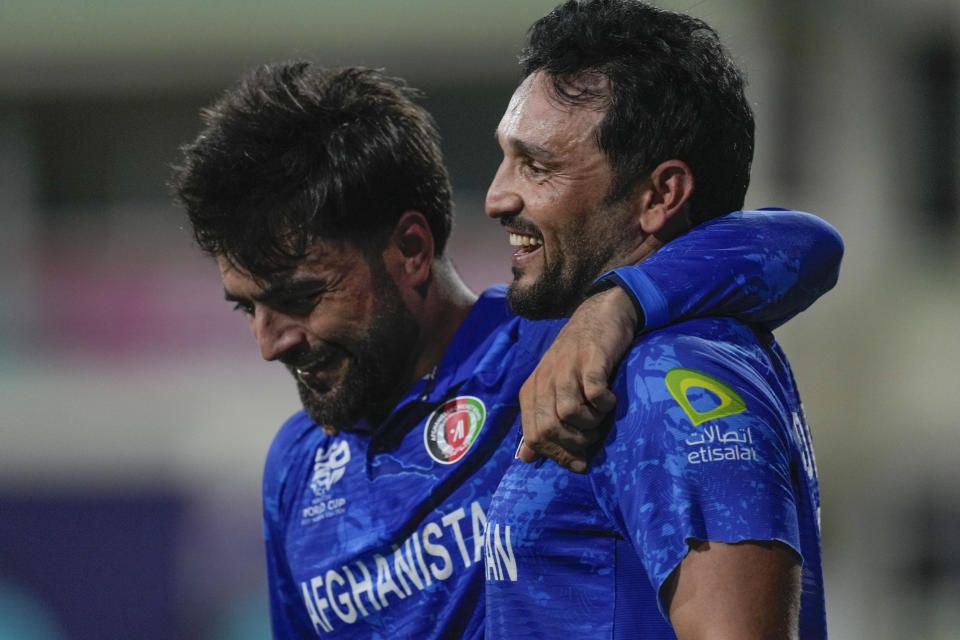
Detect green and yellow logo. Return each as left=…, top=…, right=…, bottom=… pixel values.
left=665, top=368, right=746, bottom=426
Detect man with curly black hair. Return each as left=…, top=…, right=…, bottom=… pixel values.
left=172, top=47, right=838, bottom=636
left=484, top=2, right=831, bottom=637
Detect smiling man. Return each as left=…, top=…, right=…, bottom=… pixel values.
left=219, top=241, right=425, bottom=433
left=484, top=1, right=833, bottom=638
left=172, top=59, right=840, bottom=638
left=491, top=71, right=635, bottom=321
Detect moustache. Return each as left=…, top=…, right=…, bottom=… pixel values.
left=499, top=214, right=542, bottom=239
left=283, top=344, right=341, bottom=376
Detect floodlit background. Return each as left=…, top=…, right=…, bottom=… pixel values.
left=1, top=1, right=958, bottom=638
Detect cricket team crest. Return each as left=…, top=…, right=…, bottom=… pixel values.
left=424, top=396, right=486, bottom=464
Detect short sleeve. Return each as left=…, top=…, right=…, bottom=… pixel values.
left=590, top=322, right=802, bottom=614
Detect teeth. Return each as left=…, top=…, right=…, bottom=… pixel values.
left=509, top=233, right=543, bottom=247
left=295, top=367, right=312, bottom=381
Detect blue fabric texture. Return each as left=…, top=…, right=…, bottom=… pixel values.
left=599, top=209, right=843, bottom=332
left=260, top=209, right=841, bottom=637
left=484, top=318, right=826, bottom=638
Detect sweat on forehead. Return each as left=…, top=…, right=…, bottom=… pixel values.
left=499, top=71, right=607, bottom=155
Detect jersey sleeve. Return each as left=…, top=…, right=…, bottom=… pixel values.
left=590, top=322, right=802, bottom=615
left=262, top=415, right=320, bottom=639
left=596, top=209, right=843, bottom=330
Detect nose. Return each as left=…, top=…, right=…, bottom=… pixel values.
left=251, top=307, right=305, bottom=362
left=485, top=160, right=522, bottom=220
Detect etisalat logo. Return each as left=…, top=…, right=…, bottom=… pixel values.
left=665, top=367, right=759, bottom=466
left=310, top=440, right=351, bottom=496
left=424, top=396, right=486, bottom=464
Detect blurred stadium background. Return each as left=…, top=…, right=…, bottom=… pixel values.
left=1, top=1, right=958, bottom=638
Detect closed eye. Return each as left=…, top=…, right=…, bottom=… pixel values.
left=271, top=294, right=322, bottom=317
left=224, top=278, right=329, bottom=319
left=520, top=159, right=551, bottom=181
left=231, top=300, right=255, bottom=316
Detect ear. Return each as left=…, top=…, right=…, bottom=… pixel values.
left=387, top=210, right=434, bottom=287
left=637, top=160, right=694, bottom=236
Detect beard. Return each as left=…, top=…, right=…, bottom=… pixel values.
left=290, top=271, right=419, bottom=432
left=507, top=237, right=615, bottom=320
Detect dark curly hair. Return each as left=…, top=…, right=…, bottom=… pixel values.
left=171, top=62, right=453, bottom=278
left=521, top=0, right=755, bottom=224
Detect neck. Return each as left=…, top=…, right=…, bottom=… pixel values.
left=609, top=205, right=694, bottom=271
left=374, top=256, right=477, bottom=418
left=410, top=256, right=478, bottom=381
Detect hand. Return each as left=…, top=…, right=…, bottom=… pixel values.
left=518, top=286, right=638, bottom=472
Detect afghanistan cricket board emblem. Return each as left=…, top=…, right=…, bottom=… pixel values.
left=424, top=396, right=486, bottom=464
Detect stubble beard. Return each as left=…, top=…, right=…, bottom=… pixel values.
left=294, top=275, right=419, bottom=432
left=506, top=238, right=615, bottom=320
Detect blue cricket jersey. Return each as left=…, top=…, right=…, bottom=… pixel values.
left=264, top=288, right=563, bottom=638
left=261, top=209, right=842, bottom=638
left=484, top=318, right=826, bottom=638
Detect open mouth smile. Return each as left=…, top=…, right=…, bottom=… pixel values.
left=508, top=232, right=543, bottom=261
left=509, top=232, right=543, bottom=251
left=290, top=347, right=343, bottom=385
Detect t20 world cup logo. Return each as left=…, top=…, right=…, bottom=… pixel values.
left=310, top=440, right=351, bottom=496
left=423, top=396, right=486, bottom=464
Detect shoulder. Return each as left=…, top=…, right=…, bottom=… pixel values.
left=697, top=208, right=829, bottom=235
left=611, top=318, right=790, bottom=437
left=475, top=284, right=566, bottom=362
left=594, top=319, right=801, bottom=530
left=622, top=317, right=765, bottom=380
left=475, top=284, right=510, bottom=317
left=265, top=410, right=319, bottom=473
left=479, top=283, right=509, bottom=300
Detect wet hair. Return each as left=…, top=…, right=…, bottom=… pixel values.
left=172, top=62, right=452, bottom=278
left=521, top=0, right=755, bottom=223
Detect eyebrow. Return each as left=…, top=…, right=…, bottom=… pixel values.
left=494, top=130, right=556, bottom=163
left=224, top=278, right=329, bottom=304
